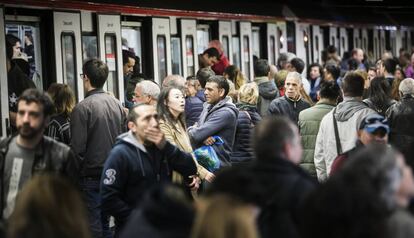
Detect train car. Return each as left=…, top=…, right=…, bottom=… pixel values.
left=1, top=0, right=413, bottom=137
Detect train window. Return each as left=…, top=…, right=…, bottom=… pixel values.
left=232, top=37, right=241, bottom=70
left=331, top=36, right=335, bottom=46
left=363, top=38, right=367, bottom=51
left=6, top=23, right=42, bottom=89
left=82, top=35, right=98, bottom=62
left=243, top=36, right=250, bottom=79
left=104, top=34, right=119, bottom=98
left=171, top=37, right=182, bottom=75
left=252, top=27, right=260, bottom=58
left=185, top=36, right=195, bottom=76
left=341, top=37, right=345, bottom=49
left=121, top=27, right=142, bottom=73
left=197, top=25, right=210, bottom=54
left=222, top=36, right=229, bottom=60
left=61, top=33, right=78, bottom=99
left=278, top=28, right=284, bottom=50
left=157, top=35, right=167, bottom=83
left=269, top=36, right=275, bottom=65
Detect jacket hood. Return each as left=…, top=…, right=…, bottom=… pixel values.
left=116, top=131, right=148, bottom=153
left=335, top=97, right=368, bottom=122
left=255, top=77, right=278, bottom=100
left=206, top=97, right=238, bottom=116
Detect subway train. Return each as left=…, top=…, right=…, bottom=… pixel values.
left=1, top=0, right=413, bottom=137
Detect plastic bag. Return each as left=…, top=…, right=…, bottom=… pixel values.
left=193, top=136, right=224, bottom=172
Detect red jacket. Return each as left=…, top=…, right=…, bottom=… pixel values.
left=211, top=55, right=230, bottom=75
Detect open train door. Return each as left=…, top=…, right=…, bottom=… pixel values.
left=0, top=7, right=9, bottom=138
left=97, top=14, right=123, bottom=102
left=267, top=23, right=277, bottom=66
left=53, top=11, right=83, bottom=101
left=312, top=25, right=323, bottom=65
left=152, top=18, right=171, bottom=85
left=219, top=21, right=233, bottom=66
left=240, top=21, right=253, bottom=81
left=180, top=19, right=197, bottom=78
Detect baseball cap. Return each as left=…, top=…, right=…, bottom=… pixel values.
left=359, top=114, right=390, bottom=134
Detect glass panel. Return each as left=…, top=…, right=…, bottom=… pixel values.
left=243, top=36, right=250, bottom=78
left=61, top=34, right=77, bottom=100
left=269, top=36, right=275, bottom=65
left=104, top=34, right=119, bottom=98
left=82, top=35, right=98, bottom=62
left=171, top=37, right=182, bottom=75
left=185, top=36, right=195, bottom=76
left=6, top=23, right=42, bottom=89
left=157, top=35, right=167, bottom=83
left=222, top=36, right=229, bottom=60
left=252, top=28, right=260, bottom=58
left=232, top=37, right=241, bottom=70
left=331, top=36, right=335, bottom=46
left=315, top=36, right=319, bottom=51
left=197, top=27, right=209, bottom=54
left=278, top=28, right=284, bottom=50
left=121, top=27, right=142, bottom=73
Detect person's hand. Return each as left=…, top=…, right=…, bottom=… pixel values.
left=204, top=171, right=215, bottom=183
left=144, top=127, right=166, bottom=149
left=203, top=136, right=215, bottom=146
left=188, top=176, right=200, bottom=191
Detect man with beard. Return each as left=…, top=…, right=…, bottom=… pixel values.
left=100, top=103, right=197, bottom=234
left=0, top=89, right=78, bottom=219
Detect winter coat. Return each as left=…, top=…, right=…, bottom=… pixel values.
left=100, top=131, right=197, bottom=232
left=314, top=97, right=376, bottom=181
left=230, top=104, right=262, bottom=164
left=298, top=101, right=335, bottom=177
left=46, top=113, right=71, bottom=145
left=185, top=96, right=204, bottom=128
left=187, top=97, right=238, bottom=167
left=251, top=159, right=316, bottom=238
left=268, top=95, right=311, bottom=123
left=0, top=135, right=79, bottom=218
left=254, top=76, right=279, bottom=116
left=363, top=98, right=396, bottom=116
left=308, top=77, right=322, bottom=102
left=386, top=95, right=414, bottom=169
left=70, top=88, right=127, bottom=178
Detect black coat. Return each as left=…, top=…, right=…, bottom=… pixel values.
left=386, top=95, right=414, bottom=169
left=185, top=96, right=204, bottom=128
left=268, top=96, right=311, bottom=123
left=251, top=159, right=316, bottom=238
left=230, top=104, right=261, bottom=164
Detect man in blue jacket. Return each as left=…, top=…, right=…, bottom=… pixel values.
left=100, top=103, right=197, bottom=234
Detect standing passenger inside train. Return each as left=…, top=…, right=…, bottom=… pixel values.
left=195, top=67, right=215, bottom=102
left=71, top=59, right=126, bottom=238
left=307, top=63, right=323, bottom=102
left=268, top=72, right=310, bottom=123
left=254, top=59, right=279, bottom=117
left=6, top=34, right=36, bottom=133
left=46, top=83, right=76, bottom=145
left=100, top=103, right=197, bottom=234
left=188, top=76, right=238, bottom=170
left=198, top=47, right=220, bottom=70
left=0, top=89, right=78, bottom=220
left=208, top=40, right=230, bottom=75
left=122, top=50, right=136, bottom=109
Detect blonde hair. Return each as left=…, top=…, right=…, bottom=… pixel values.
left=8, top=175, right=91, bottom=238
left=238, top=82, right=259, bottom=105
left=47, top=83, right=76, bottom=118
left=191, top=195, right=259, bottom=238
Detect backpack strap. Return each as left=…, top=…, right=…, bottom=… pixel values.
left=332, top=107, right=342, bottom=155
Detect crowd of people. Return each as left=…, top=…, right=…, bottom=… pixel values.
left=3, top=33, right=414, bottom=238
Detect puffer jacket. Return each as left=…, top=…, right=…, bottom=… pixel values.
left=230, top=103, right=262, bottom=164
left=298, top=101, right=335, bottom=177
left=254, top=76, right=279, bottom=116
left=268, top=95, right=310, bottom=123
left=386, top=95, right=414, bottom=169
left=185, top=96, right=204, bottom=128
left=314, top=97, right=376, bottom=181
left=0, top=135, right=79, bottom=218
left=187, top=97, right=238, bottom=167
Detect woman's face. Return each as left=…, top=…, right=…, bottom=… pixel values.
left=395, top=69, right=403, bottom=81
left=167, top=88, right=185, bottom=117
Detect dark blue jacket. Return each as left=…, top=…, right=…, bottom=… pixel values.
left=100, top=131, right=197, bottom=232
left=185, top=96, right=204, bottom=128
left=230, top=104, right=261, bottom=164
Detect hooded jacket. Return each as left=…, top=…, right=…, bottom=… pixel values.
left=254, top=76, right=280, bottom=116
left=100, top=131, right=197, bottom=231
left=314, top=97, right=376, bottom=181
left=187, top=97, right=238, bottom=167
left=268, top=95, right=310, bottom=123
